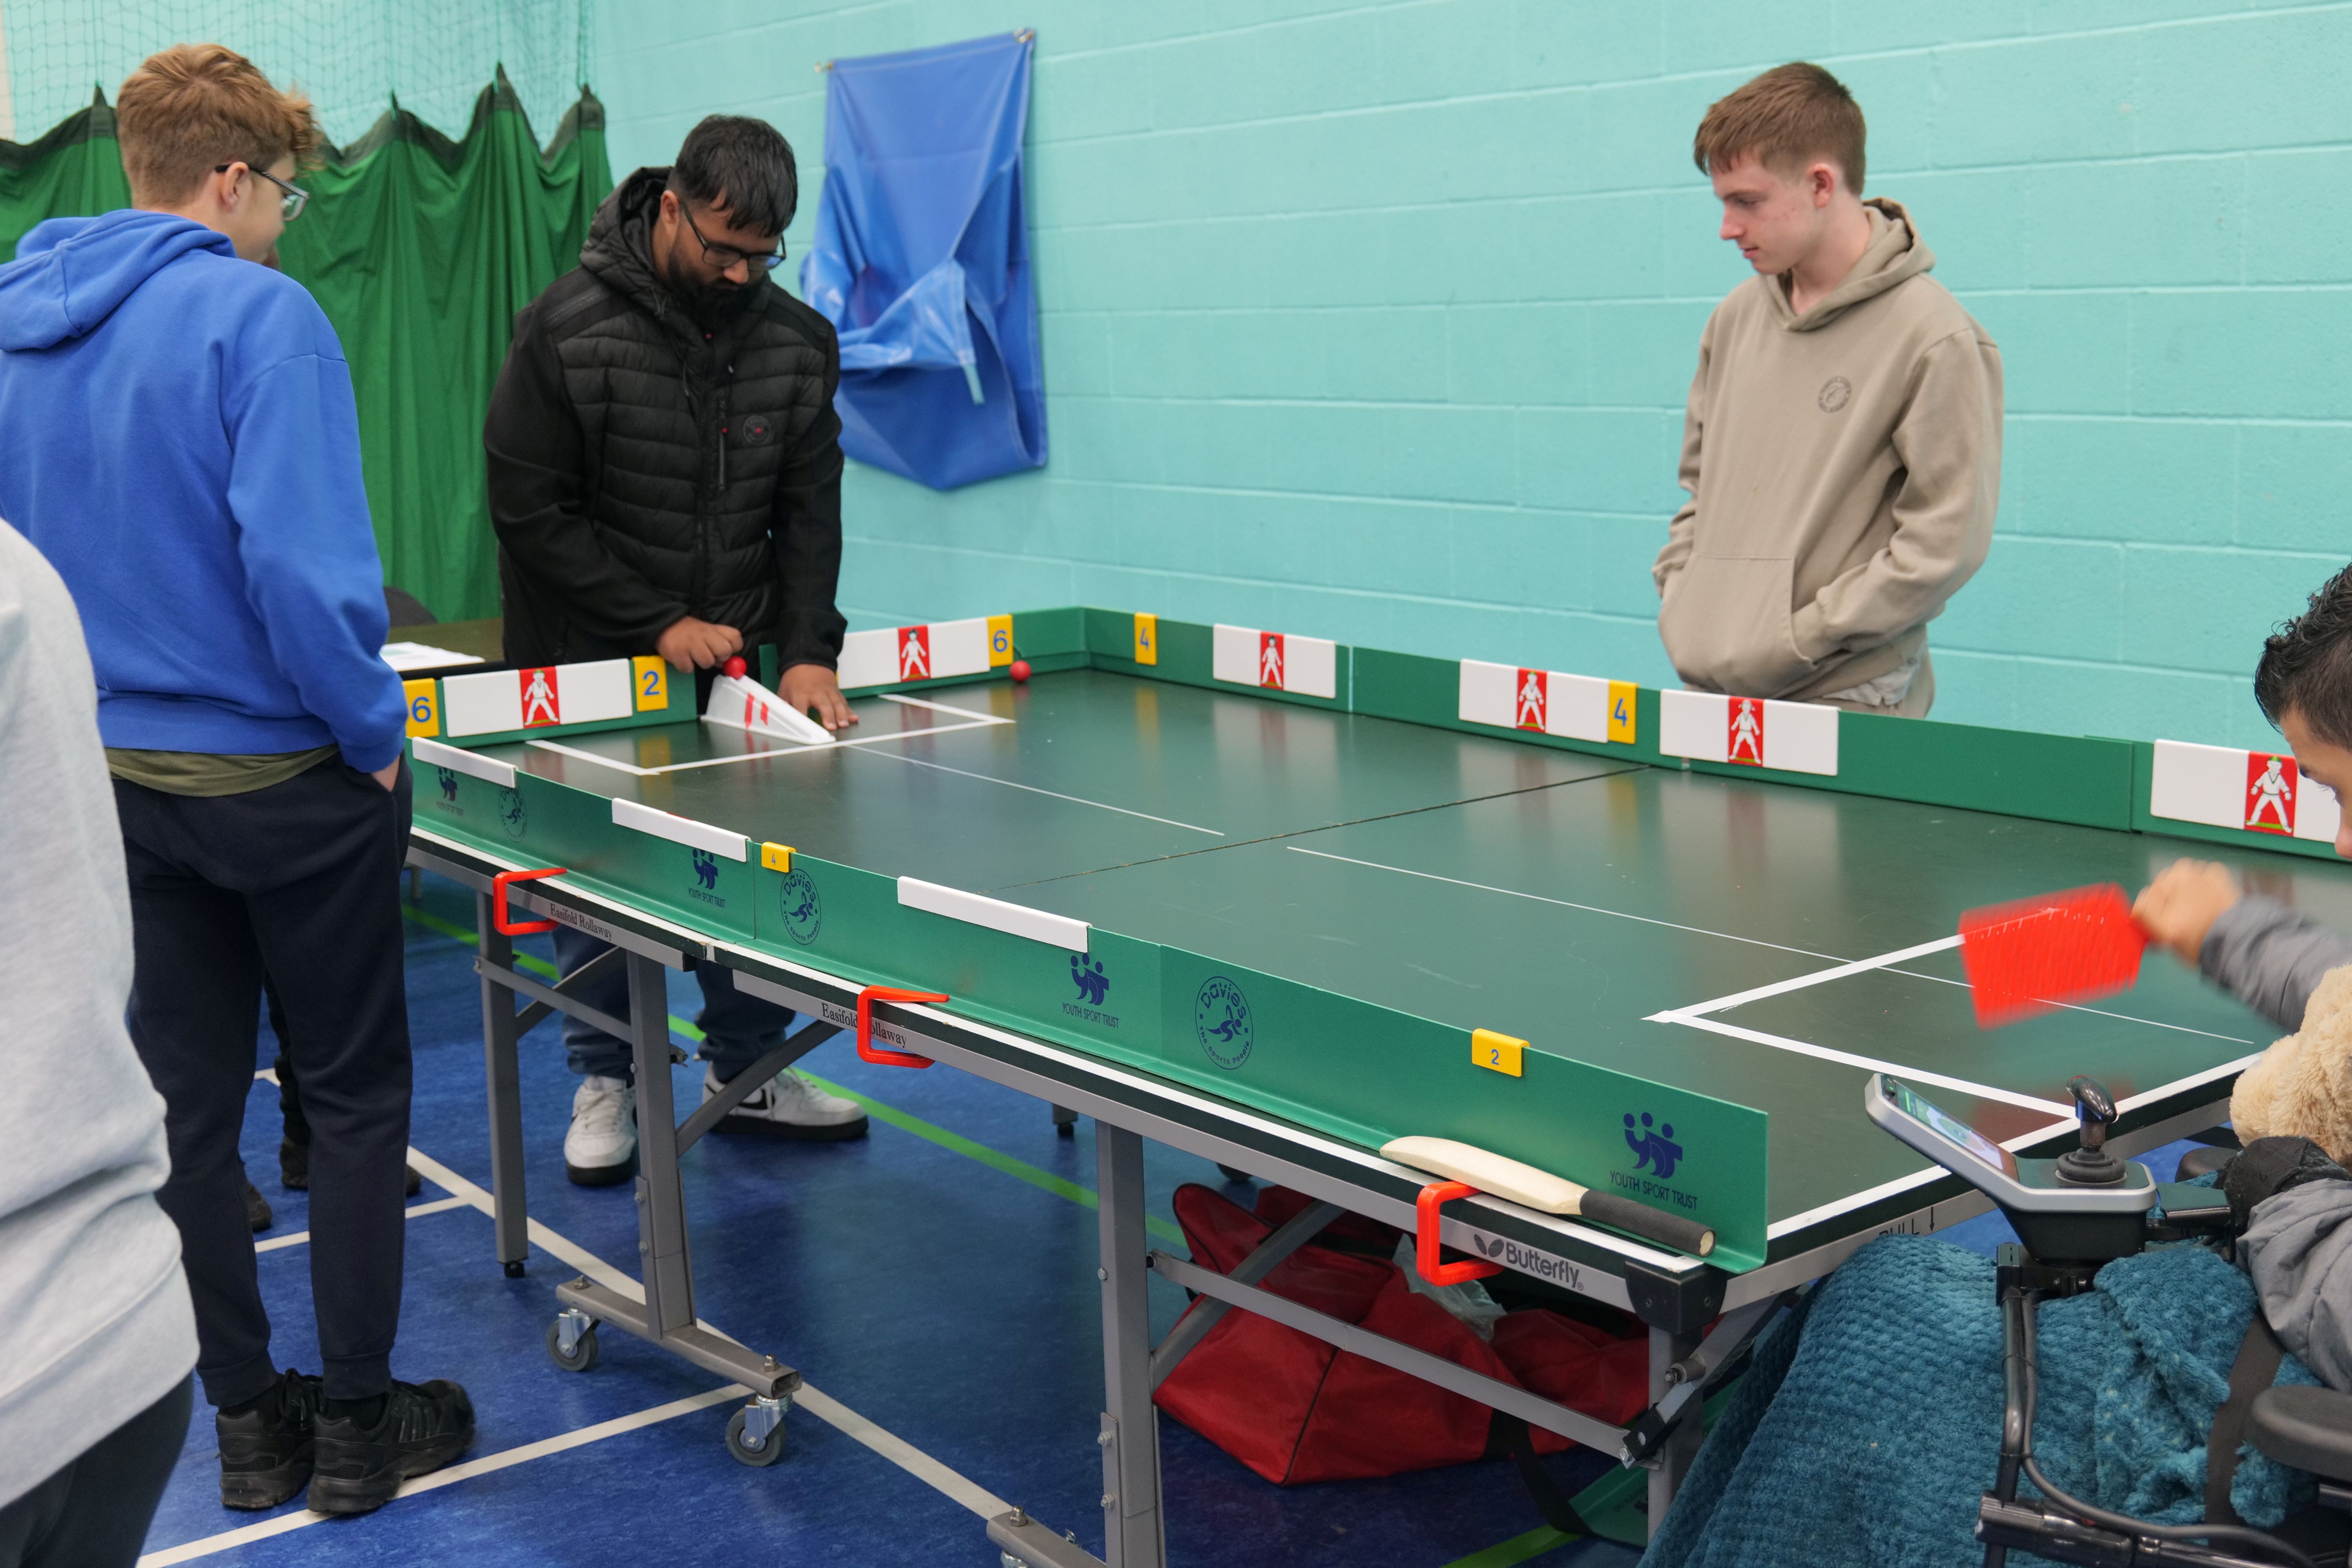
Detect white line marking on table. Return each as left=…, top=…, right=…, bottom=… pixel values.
left=1654, top=1013, right=2072, bottom=1116
left=253, top=1195, right=472, bottom=1254
left=1670, top=935, right=1964, bottom=1018
left=877, top=692, right=1016, bottom=722
left=854, top=747, right=1223, bottom=834
left=528, top=716, right=1009, bottom=775
left=1285, top=847, right=1849, bottom=958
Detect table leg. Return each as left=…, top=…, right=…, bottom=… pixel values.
left=629, top=950, right=696, bottom=1338
left=475, top=891, right=528, bottom=1277
left=1646, top=1325, right=1704, bottom=1537
left=1096, top=1126, right=1167, bottom=1568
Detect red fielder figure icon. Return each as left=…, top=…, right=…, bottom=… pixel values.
left=1728, top=696, right=1764, bottom=764
left=519, top=666, right=560, bottom=727
left=898, top=625, right=930, bottom=681
left=2246, top=751, right=2297, bottom=834
left=1259, top=632, right=1284, bottom=690
left=1515, top=668, right=1547, bottom=731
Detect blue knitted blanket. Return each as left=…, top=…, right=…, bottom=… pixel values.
left=1640, top=1235, right=2321, bottom=1568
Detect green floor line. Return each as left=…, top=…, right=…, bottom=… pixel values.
left=1436, top=1524, right=1579, bottom=1568
left=405, top=904, right=1183, bottom=1244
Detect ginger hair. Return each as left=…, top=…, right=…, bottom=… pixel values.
left=118, top=44, right=321, bottom=206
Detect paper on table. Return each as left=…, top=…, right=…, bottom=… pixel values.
left=382, top=641, right=485, bottom=673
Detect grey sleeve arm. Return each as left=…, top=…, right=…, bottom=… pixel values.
left=2243, top=1179, right=2352, bottom=1392
left=2198, top=895, right=2352, bottom=1034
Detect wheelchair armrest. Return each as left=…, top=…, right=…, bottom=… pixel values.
left=2248, top=1385, right=2352, bottom=1482
left=2175, top=1145, right=2235, bottom=1181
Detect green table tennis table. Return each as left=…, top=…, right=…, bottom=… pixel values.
left=400, top=607, right=2352, bottom=1565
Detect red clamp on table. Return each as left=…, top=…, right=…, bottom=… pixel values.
left=855, top=985, right=947, bottom=1069
left=1414, top=1180, right=1504, bottom=1287
left=492, top=867, right=566, bottom=935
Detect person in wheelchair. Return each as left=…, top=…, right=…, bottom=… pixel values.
left=1639, top=568, right=2352, bottom=1568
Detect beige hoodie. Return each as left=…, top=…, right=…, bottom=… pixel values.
left=1652, top=200, right=2002, bottom=705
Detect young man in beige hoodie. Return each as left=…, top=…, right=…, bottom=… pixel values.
left=1653, top=63, right=2002, bottom=716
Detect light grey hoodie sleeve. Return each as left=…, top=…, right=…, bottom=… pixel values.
left=0, top=520, right=195, bottom=1510
left=2242, top=1179, right=2352, bottom=1392
left=2199, top=895, right=2352, bottom=1034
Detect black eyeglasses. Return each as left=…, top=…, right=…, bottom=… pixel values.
left=213, top=162, right=309, bottom=221
left=680, top=203, right=784, bottom=273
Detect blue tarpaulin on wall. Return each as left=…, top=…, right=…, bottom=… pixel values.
left=801, top=31, right=1045, bottom=490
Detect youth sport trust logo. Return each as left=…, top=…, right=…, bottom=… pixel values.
left=686, top=848, right=724, bottom=907
left=1194, top=976, right=1252, bottom=1069
left=1615, top=1110, right=1702, bottom=1212
left=777, top=868, right=822, bottom=945
left=1064, top=953, right=1120, bottom=1029
left=497, top=787, right=527, bottom=838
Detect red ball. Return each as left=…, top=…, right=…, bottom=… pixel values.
left=721, top=656, right=747, bottom=678
left=1008, top=658, right=1031, bottom=683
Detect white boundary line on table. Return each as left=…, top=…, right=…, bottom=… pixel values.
left=142, top=1144, right=1011, bottom=1565
left=529, top=716, right=1009, bottom=776
left=1285, top=846, right=2246, bottom=1129
left=849, top=746, right=1224, bottom=834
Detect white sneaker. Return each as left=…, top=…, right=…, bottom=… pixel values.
left=704, top=1066, right=868, bottom=1142
left=564, top=1075, right=638, bottom=1186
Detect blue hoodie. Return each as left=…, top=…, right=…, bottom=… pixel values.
left=0, top=210, right=405, bottom=771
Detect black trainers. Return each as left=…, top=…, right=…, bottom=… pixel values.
left=216, top=1370, right=323, bottom=1510
left=244, top=1172, right=274, bottom=1233
left=308, top=1379, right=475, bottom=1515
left=280, top=1137, right=425, bottom=1196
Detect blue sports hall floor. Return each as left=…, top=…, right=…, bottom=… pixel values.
left=131, top=868, right=2199, bottom=1568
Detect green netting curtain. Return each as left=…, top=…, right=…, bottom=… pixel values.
left=0, top=73, right=612, bottom=621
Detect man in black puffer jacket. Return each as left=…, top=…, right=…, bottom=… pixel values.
left=485, top=116, right=868, bottom=1184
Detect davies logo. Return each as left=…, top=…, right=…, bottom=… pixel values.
left=1194, top=975, right=1252, bottom=1069
left=777, top=868, right=822, bottom=945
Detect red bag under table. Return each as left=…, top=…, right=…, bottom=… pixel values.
left=1151, top=1183, right=1651, bottom=1485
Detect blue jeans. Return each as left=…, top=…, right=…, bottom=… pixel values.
left=552, top=924, right=795, bottom=1083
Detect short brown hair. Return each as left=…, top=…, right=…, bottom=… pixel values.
left=1692, top=62, right=1866, bottom=194
left=118, top=44, right=321, bottom=206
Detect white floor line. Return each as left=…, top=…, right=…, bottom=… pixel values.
left=148, top=1145, right=1018, bottom=1563
left=527, top=716, right=1008, bottom=776
left=136, top=1386, right=746, bottom=1567
left=850, top=746, right=1223, bottom=834
left=1654, top=1013, right=2073, bottom=1118
left=254, top=1196, right=472, bottom=1255
left=1284, top=846, right=1851, bottom=959
left=401, top=1147, right=1013, bottom=1511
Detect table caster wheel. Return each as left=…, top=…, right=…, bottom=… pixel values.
left=545, top=1312, right=599, bottom=1372
left=726, top=1401, right=788, bottom=1466
left=1050, top=1104, right=1078, bottom=1137
left=1216, top=1163, right=1251, bottom=1183
left=503, top=1260, right=526, bottom=1278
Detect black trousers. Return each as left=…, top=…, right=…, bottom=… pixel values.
left=116, top=760, right=414, bottom=1408
left=0, top=1377, right=191, bottom=1567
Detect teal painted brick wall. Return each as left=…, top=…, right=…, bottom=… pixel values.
left=594, top=0, right=2352, bottom=746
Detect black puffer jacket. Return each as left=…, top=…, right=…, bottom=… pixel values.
left=485, top=167, right=846, bottom=670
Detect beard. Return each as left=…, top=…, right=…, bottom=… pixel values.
left=660, top=247, right=748, bottom=330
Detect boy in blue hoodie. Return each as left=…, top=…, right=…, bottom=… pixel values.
left=0, top=45, right=470, bottom=1515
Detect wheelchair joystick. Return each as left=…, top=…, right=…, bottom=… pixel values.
left=2053, top=1074, right=2126, bottom=1187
